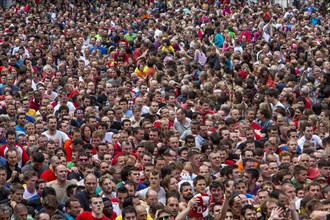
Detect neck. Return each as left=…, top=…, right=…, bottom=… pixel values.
left=92, top=212, right=103, bottom=218
left=27, top=187, right=35, bottom=193
left=150, top=185, right=160, bottom=192
left=104, top=192, right=113, bottom=198
left=56, top=179, right=66, bottom=187
left=48, top=129, right=56, bottom=135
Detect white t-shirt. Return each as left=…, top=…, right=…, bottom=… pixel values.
left=42, top=130, right=70, bottom=148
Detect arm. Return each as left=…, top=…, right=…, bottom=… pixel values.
left=218, top=192, right=230, bottom=220
left=175, top=197, right=199, bottom=220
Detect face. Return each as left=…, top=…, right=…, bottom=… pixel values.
left=6, top=134, right=16, bottom=147
left=124, top=212, right=137, bottom=220
left=85, top=175, right=97, bottom=194
left=90, top=197, right=104, bottom=215
left=7, top=151, right=18, bottom=166
left=268, top=162, right=278, bottom=175
left=130, top=171, right=140, bottom=184
left=167, top=178, right=178, bottom=191
left=195, top=179, right=206, bottom=194
left=68, top=201, right=81, bottom=217
left=304, top=126, right=313, bottom=139
left=117, top=192, right=128, bottom=208
left=295, top=170, right=308, bottom=183
left=244, top=208, right=257, bottom=220
left=55, top=165, right=68, bottom=181
left=11, top=189, right=24, bottom=203
left=309, top=185, right=321, bottom=198
left=235, top=182, right=247, bottom=194
left=166, top=197, right=179, bottom=216
left=299, top=155, right=310, bottom=168
left=0, top=170, right=7, bottom=187
left=232, top=168, right=242, bottom=179
left=225, top=211, right=233, bottom=220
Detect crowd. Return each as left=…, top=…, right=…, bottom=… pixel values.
left=0, top=0, right=329, bottom=219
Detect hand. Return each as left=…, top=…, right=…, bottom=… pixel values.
left=188, top=197, right=199, bottom=209
left=71, top=167, right=79, bottom=173
left=269, top=207, right=284, bottom=220
left=225, top=186, right=233, bottom=199
left=11, top=171, right=18, bottom=179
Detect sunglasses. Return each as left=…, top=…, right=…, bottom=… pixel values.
left=79, top=158, right=88, bottom=162
left=158, top=214, right=173, bottom=220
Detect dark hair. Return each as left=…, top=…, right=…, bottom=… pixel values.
left=32, top=152, right=45, bottom=163
left=117, top=187, right=129, bottom=196
left=122, top=206, right=136, bottom=219
left=241, top=204, right=256, bottom=216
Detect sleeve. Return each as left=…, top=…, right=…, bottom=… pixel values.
left=40, top=171, right=51, bottom=182
left=21, top=147, right=30, bottom=166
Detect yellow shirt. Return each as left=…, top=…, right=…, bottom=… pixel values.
left=116, top=214, right=153, bottom=220
left=26, top=108, right=36, bottom=118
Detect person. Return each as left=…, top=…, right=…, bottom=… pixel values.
left=0, top=131, right=29, bottom=167
left=74, top=173, right=98, bottom=211
left=13, top=203, right=29, bottom=220
left=0, top=204, right=12, bottom=220
left=76, top=194, right=110, bottom=220
left=47, top=164, right=76, bottom=203
left=64, top=197, right=82, bottom=220
left=0, top=0, right=329, bottom=219
left=21, top=152, right=49, bottom=178
left=122, top=206, right=137, bottom=220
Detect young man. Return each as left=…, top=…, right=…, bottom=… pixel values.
left=76, top=194, right=110, bottom=220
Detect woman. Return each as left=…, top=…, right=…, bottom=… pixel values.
left=257, top=66, right=275, bottom=88
left=80, top=124, right=94, bottom=143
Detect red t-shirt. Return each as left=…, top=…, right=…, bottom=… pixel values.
left=76, top=211, right=110, bottom=220
left=40, top=169, right=56, bottom=182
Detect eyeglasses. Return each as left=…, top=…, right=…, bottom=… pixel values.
left=79, top=158, right=88, bottom=162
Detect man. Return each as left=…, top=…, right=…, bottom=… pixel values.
left=0, top=131, right=29, bottom=167
left=298, top=122, right=323, bottom=151
left=47, top=164, right=76, bottom=203
left=209, top=181, right=223, bottom=204
left=0, top=166, right=9, bottom=202
left=40, top=155, right=62, bottom=182
left=42, top=115, right=70, bottom=148
left=122, top=206, right=137, bottom=220
left=53, top=92, right=76, bottom=113
left=193, top=175, right=206, bottom=194
left=195, top=123, right=208, bottom=148
left=0, top=204, right=11, bottom=219
left=23, top=170, right=38, bottom=200
left=113, top=187, right=129, bottom=216
left=243, top=168, right=260, bottom=196
left=137, top=169, right=165, bottom=204
left=0, top=182, right=24, bottom=209
left=21, top=152, right=49, bottom=178
left=234, top=178, right=253, bottom=198
left=174, top=108, right=191, bottom=135
left=264, top=88, right=285, bottom=112
left=240, top=204, right=257, bottom=220
left=179, top=182, right=194, bottom=210
left=187, top=150, right=200, bottom=177
left=76, top=194, right=110, bottom=220
left=165, top=195, right=179, bottom=218
left=306, top=182, right=322, bottom=199
left=99, top=176, right=114, bottom=200
left=75, top=173, right=98, bottom=211
left=65, top=198, right=82, bottom=220
left=292, top=165, right=308, bottom=188
left=318, top=159, right=330, bottom=184
left=13, top=203, right=28, bottom=220
left=4, top=148, right=21, bottom=183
